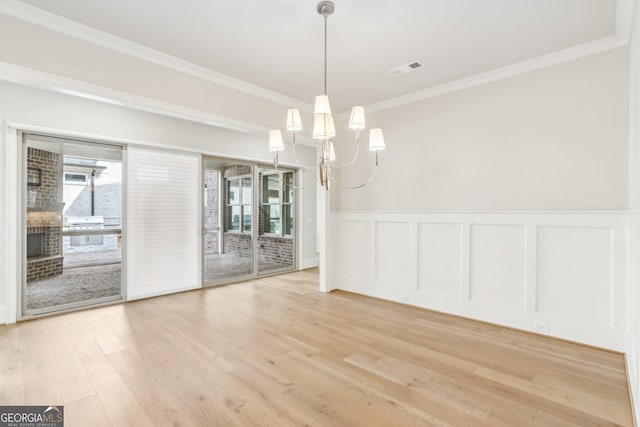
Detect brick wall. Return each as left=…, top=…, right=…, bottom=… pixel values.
left=64, top=162, right=122, bottom=225
left=223, top=165, right=251, bottom=179
left=65, top=183, right=122, bottom=219
left=204, top=169, right=219, bottom=254
left=26, top=147, right=64, bottom=281
left=257, top=235, right=293, bottom=266
left=26, top=257, right=64, bottom=282
left=223, top=232, right=252, bottom=258
left=221, top=233, right=294, bottom=267
left=27, top=147, right=60, bottom=207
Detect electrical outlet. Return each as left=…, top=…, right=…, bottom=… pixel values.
left=399, top=296, right=409, bottom=303
left=534, top=322, right=550, bottom=334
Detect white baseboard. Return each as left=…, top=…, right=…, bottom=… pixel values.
left=0, top=304, right=6, bottom=325
left=300, top=256, right=319, bottom=270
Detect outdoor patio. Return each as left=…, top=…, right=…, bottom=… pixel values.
left=26, top=250, right=293, bottom=311
left=204, top=253, right=293, bottom=282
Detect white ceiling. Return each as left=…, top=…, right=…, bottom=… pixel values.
left=11, top=0, right=619, bottom=114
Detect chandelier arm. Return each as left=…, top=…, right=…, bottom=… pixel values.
left=291, top=138, right=320, bottom=170
left=329, top=143, right=360, bottom=169
left=329, top=133, right=361, bottom=169
left=292, top=174, right=320, bottom=190
left=328, top=158, right=379, bottom=190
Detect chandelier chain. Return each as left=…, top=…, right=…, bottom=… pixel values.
left=324, top=15, right=328, bottom=95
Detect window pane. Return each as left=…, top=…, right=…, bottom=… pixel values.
left=242, top=177, right=252, bottom=205
left=243, top=206, right=252, bottom=232
left=261, top=205, right=280, bottom=234
left=283, top=204, right=293, bottom=236
left=263, top=174, right=279, bottom=204
left=283, top=172, right=293, bottom=203
left=227, top=205, right=240, bottom=231
left=227, top=179, right=240, bottom=205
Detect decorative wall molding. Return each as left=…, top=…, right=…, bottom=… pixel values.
left=0, top=0, right=633, bottom=120
left=330, top=211, right=628, bottom=351
left=0, top=0, right=311, bottom=113
left=364, top=35, right=628, bottom=114
left=0, top=61, right=269, bottom=135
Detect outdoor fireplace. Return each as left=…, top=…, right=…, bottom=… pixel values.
left=26, top=233, right=44, bottom=258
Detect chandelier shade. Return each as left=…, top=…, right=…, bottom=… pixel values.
left=349, top=106, right=366, bottom=130
left=268, top=129, right=285, bottom=152
left=286, top=108, right=303, bottom=131
left=267, top=1, right=385, bottom=191
left=312, top=113, right=335, bottom=140
left=314, top=95, right=332, bottom=115
left=368, top=128, right=386, bottom=151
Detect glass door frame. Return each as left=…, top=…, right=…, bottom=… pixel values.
left=201, top=156, right=256, bottom=286
left=255, top=164, right=298, bottom=276
left=19, top=132, right=126, bottom=318
left=201, top=156, right=299, bottom=287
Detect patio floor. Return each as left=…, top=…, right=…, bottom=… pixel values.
left=26, top=263, right=121, bottom=311
left=204, top=253, right=293, bottom=282
left=26, top=251, right=293, bottom=311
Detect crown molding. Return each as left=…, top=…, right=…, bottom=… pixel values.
left=362, top=35, right=628, bottom=115
left=0, top=61, right=271, bottom=135
left=0, top=0, right=313, bottom=113
left=0, top=61, right=320, bottom=146
left=1, top=0, right=633, bottom=121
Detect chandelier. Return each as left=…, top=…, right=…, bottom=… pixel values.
left=268, top=1, right=386, bottom=191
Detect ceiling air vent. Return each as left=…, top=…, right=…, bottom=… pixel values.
left=388, top=61, right=423, bottom=77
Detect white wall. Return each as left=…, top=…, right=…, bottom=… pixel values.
left=327, top=48, right=632, bottom=353
left=331, top=48, right=629, bottom=212
left=0, top=80, right=317, bottom=323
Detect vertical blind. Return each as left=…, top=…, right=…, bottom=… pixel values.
left=126, top=146, right=200, bottom=299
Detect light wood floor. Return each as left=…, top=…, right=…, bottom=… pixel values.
left=0, top=269, right=634, bottom=426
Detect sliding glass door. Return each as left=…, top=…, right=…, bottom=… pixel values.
left=257, top=166, right=296, bottom=275
left=203, top=158, right=254, bottom=284
left=22, top=133, right=124, bottom=315
left=202, top=157, right=296, bottom=285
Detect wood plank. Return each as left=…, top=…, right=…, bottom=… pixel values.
left=65, top=395, right=112, bottom=427
left=0, top=325, right=24, bottom=404
left=106, top=349, right=198, bottom=427
left=0, top=269, right=633, bottom=426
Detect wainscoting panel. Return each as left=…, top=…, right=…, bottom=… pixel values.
left=334, top=219, right=371, bottom=291
left=375, top=221, right=411, bottom=290
left=537, top=226, right=613, bottom=325
left=417, top=223, right=462, bottom=297
left=470, top=225, right=526, bottom=309
left=330, top=212, right=627, bottom=351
